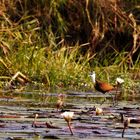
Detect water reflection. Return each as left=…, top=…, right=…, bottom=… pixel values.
left=0, top=90, right=140, bottom=139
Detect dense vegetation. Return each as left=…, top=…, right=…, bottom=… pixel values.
left=0, top=0, right=139, bottom=93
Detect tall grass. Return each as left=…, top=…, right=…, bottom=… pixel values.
left=0, top=0, right=139, bottom=92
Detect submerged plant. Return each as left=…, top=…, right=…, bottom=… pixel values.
left=56, top=93, right=65, bottom=111
left=122, top=118, right=130, bottom=138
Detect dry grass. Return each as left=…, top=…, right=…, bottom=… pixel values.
left=0, top=0, right=139, bottom=92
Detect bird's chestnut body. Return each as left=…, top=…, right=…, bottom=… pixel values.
left=95, top=80, right=114, bottom=94
left=90, top=72, right=114, bottom=94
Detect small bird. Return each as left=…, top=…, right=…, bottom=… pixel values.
left=89, top=71, right=115, bottom=104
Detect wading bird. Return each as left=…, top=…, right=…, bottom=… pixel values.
left=89, top=71, right=123, bottom=105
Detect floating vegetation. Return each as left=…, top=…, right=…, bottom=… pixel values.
left=0, top=91, right=140, bottom=139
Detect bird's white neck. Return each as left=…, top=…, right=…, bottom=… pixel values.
left=90, top=72, right=96, bottom=83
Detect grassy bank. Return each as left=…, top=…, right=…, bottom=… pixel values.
left=0, top=0, right=139, bottom=94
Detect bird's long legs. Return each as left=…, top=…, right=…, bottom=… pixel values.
left=111, top=93, right=118, bottom=106
left=111, top=84, right=120, bottom=106
left=100, top=97, right=107, bottom=105
left=100, top=94, right=118, bottom=106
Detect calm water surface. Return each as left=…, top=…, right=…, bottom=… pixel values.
left=0, top=90, right=140, bottom=140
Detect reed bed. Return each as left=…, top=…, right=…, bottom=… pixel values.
left=0, top=0, right=139, bottom=93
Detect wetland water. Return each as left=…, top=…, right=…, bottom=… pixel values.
left=0, top=90, right=140, bottom=140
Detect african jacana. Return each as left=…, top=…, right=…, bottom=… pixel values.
left=89, top=71, right=115, bottom=104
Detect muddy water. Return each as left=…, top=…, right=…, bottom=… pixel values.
left=0, top=90, right=140, bottom=140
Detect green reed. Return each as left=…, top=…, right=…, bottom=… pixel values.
left=0, top=0, right=139, bottom=94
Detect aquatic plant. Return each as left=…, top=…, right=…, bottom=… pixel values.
left=61, top=111, right=74, bottom=135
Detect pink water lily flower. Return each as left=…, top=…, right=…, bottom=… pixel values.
left=61, top=112, right=74, bottom=135
left=61, top=112, right=74, bottom=122
left=116, top=77, right=124, bottom=84
left=96, top=107, right=103, bottom=115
